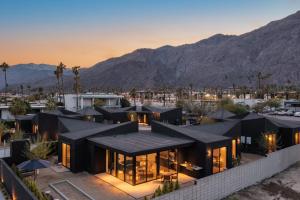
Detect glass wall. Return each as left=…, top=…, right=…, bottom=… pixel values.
left=212, top=147, right=227, bottom=174
left=265, top=133, right=276, bottom=153
left=125, top=156, right=133, bottom=184
left=147, top=153, right=157, bottom=181
left=104, top=149, right=176, bottom=185
left=232, top=139, right=237, bottom=159
left=117, top=154, right=125, bottom=180
left=159, top=150, right=177, bottom=174
left=136, top=155, right=147, bottom=184
left=62, top=143, right=71, bottom=168
left=295, top=132, right=300, bottom=144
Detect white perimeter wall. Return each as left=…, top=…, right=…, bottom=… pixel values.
left=155, top=144, right=300, bottom=200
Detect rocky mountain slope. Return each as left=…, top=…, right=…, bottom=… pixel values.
left=2, top=11, right=300, bottom=90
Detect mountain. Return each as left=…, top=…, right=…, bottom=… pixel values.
left=78, top=10, right=300, bottom=90
left=0, top=63, right=72, bottom=90
left=2, top=11, right=300, bottom=91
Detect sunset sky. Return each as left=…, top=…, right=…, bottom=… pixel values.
left=0, top=0, right=300, bottom=67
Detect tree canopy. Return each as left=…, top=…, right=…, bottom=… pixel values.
left=9, top=98, right=31, bottom=116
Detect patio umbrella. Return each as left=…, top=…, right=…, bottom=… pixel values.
left=17, top=159, right=50, bottom=171
left=17, top=159, right=50, bottom=180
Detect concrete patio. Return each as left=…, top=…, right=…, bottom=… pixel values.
left=36, top=167, right=134, bottom=200
left=96, top=173, right=195, bottom=199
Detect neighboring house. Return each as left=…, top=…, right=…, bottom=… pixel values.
left=0, top=102, right=46, bottom=121
left=240, top=113, right=279, bottom=154
left=207, top=108, right=237, bottom=121
left=37, top=109, right=81, bottom=140
left=96, top=106, right=182, bottom=125
left=63, top=93, right=123, bottom=112
left=76, top=107, right=103, bottom=122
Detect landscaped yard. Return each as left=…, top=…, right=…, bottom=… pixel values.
left=227, top=161, right=300, bottom=200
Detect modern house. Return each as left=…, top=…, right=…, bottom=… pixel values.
left=37, top=109, right=81, bottom=140
left=184, top=119, right=241, bottom=163
left=240, top=113, right=280, bottom=154
left=266, top=117, right=300, bottom=148
left=57, top=119, right=235, bottom=185
left=63, top=93, right=123, bottom=112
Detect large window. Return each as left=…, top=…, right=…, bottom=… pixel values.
left=295, top=132, right=300, bottom=144
left=212, top=147, right=227, bottom=174
left=159, top=150, right=177, bottom=174
left=117, top=154, right=125, bottom=180
left=265, top=133, right=276, bottom=153
left=136, top=155, right=147, bottom=184
left=147, top=153, right=157, bottom=181
left=125, top=156, right=133, bottom=184
left=62, top=143, right=71, bottom=168
left=232, top=139, right=237, bottom=159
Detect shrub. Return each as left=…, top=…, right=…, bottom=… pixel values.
left=155, top=185, right=162, bottom=197
left=169, top=181, right=174, bottom=192
left=162, top=181, right=169, bottom=194
left=174, top=179, right=180, bottom=190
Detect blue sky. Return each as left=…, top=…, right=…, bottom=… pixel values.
left=0, top=0, right=300, bottom=66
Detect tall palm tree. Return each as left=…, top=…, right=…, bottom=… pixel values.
left=58, top=62, right=66, bottom=105
left=129, top=88, right=137, bottom=106
left=0, top=62, right=9, bottom=105
left=55, top=62, right=66, bottom=105
left=54, top=68, right=61, bottom=103
left=72, top=66, right=80, bottom=111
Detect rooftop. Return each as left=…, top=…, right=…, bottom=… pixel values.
left=155, top=122, right=230, bottom=144
left=76, top=107, right=102, bottom=116
left=88, top=131, right=194, bottom=155
left=59, top=117, right=105, bottom=132
left=60, top=122, right=133, bottom=140
left=185, top=119, right=240, bottom=137
left=208, top=108, right=236, bottom=120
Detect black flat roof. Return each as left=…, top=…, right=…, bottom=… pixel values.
left=208, top=109, right=236, bottom=120
left=185, top=120, right=240, bottom=137
left=88, top=131, right=194, bottom=155
left=155, top=122, right=230, bottom=143
left=60, top=122, right=132, bottom=140
left=15, top=115, right=36, bottom=121
left=58, top=117, right=105, bottom=132
left=76, top=107, right=102, bottom=116
left=143, top=106, right=177, bottom=113
left=242, top=113, right=265, bottom=121
left=267, top=117, right=300, bottom=129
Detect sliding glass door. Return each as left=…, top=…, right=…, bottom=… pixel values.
left=62, top=143, right=71, bottom=168
left=212, top=147, right=227, bottom=174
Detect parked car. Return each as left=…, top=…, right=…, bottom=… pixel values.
left=294, top=112, right=300, bottom=117
left=286, top=110, right=295, bottom=116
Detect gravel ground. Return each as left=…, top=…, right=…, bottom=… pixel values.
left=226, top=161, right=300, bottom=200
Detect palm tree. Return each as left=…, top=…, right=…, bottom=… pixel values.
left=57, top=62, right=66, bottom=105
left=0, top=62, right=9, bottom=105
left=129, top=88, right=137, bottom=106
left=72, top=66, right=80, bottom=111
left=54, top=68, right=61, bottom=103
left=54, top=62, right=67, bottom=104
left=27, top=85, right=31, bottom=96
left=20, top=84, right=24, bottom=98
